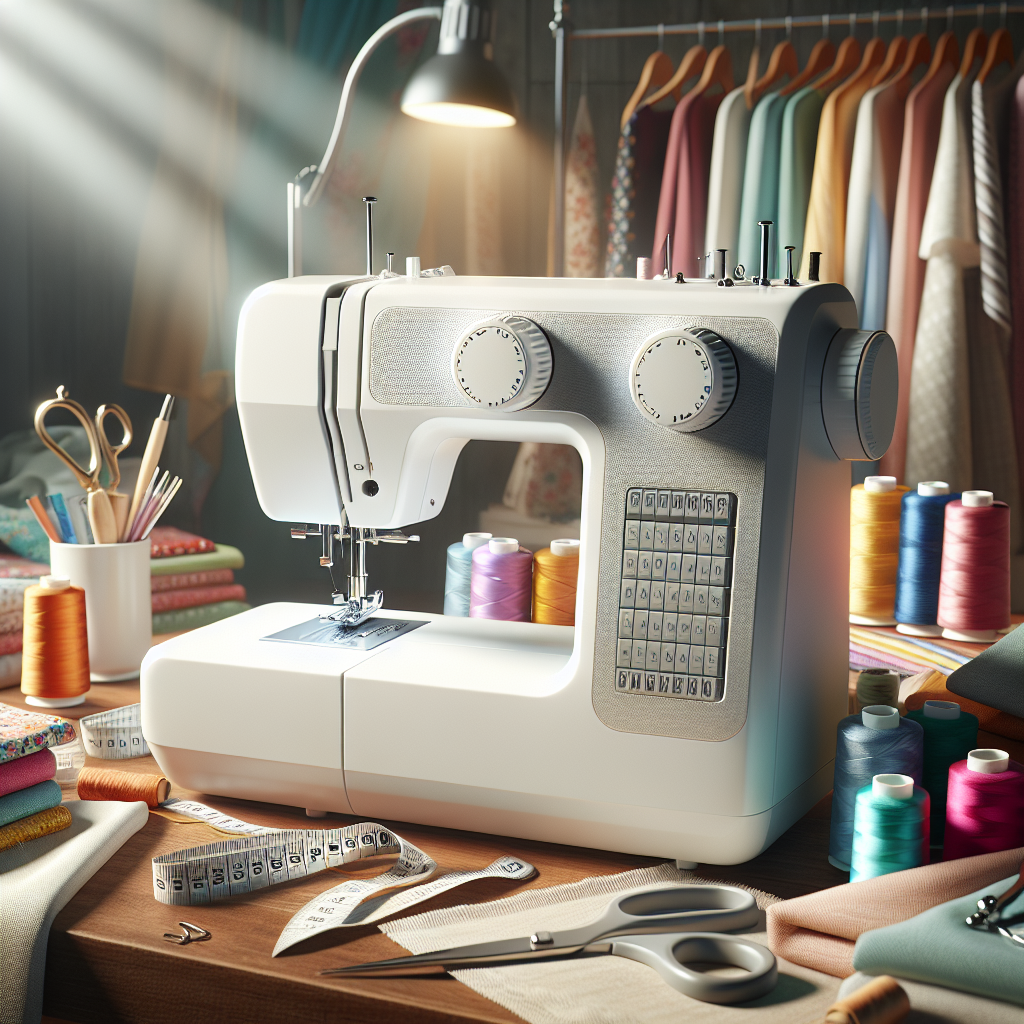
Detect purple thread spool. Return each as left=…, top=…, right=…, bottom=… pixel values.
left=470, top=538, right=533, bottom=621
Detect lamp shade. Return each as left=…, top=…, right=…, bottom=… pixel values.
left=401, top=0, right=516, bottom=128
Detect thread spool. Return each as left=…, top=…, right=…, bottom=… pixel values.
left=532, top=539, right=580, bottom=625
left=937, top=492, right=1011, bottom=642
left=822, top=976, right=910, bottom=1024
left=850, top=773, right=930, bottom=881
left=850, top=477, right=909, bottom=626
left=470, top=538, right=533, bottom=621
left=444, top=532, right=492, bottom=616
left=21, top=575, right=91, bottom=707
left=77, top=766, right=170, bottom=808
left=905, top=700, right=978, bottom=848
left=829, top=705, right=923, bottom=871
left=855, top=669, right=900, bottom=712
left=895, top=482, right=959, bottom=636
left=943, top=749, right=1024, bottom=860
left=636, top=257, right=653, bottom=280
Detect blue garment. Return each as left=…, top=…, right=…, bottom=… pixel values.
left=737, top=90, right=787, bottom=278
left=777, top=86, right=826, bottom=272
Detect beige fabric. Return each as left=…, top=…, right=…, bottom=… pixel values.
left=839, top=972, right=1024, bottom=1023
left=0, top=799, right=148, bottom=1024
left=765, top=847, right=1024, bottom=979
left=383, top=862, right=846, bottom=1024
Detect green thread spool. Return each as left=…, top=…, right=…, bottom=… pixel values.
left=905, top=700, right=978, bottom=848
left=856, top=669, right=900, bottom=712
left=850, top=774, right=930, bottom=882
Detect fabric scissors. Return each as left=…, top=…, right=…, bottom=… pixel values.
left=322, top=884, right=778, bottom=1005
left=34, top=386, right=133, bottom=544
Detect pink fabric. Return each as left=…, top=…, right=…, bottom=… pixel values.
left=0, top=747, right=56, bottom=797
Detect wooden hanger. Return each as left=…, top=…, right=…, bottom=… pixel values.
left=915, top=30, right=959, bottom=88
left=780, top=37, right=836, bottom=96
left=747, top=40, right=799, bottom=107
left=621, top=50, right=675, bottom=130
left=977, top=27, right=1014, bottom=84
left=641, top=44, right=708, bottom=110
left=885, top=32, right=932, bottom=89
left=692, top=44, right=735, bottom=95
left=744, top=39, right=762, bottom=105
left=806, top=35, right=862, bottom=93
left=959, top=27, right=988, bottom=76
left=870, top=35, right=908, bottom=87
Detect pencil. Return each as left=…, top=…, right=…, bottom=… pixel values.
left=26, top=496, right=61, bottom=542
left=124, top=394, right=174, bottom=541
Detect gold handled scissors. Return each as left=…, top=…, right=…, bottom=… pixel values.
left=34, top=387, right=133, bottom=544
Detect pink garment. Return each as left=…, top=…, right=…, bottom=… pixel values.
left=653, top=90, right=724, bottom=277
left=880, top=62, right=957, bottom=481
left=0, top=747, right=56, bottom=798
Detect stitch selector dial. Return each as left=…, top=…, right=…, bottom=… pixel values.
left=630, top=328, right=738, bottom=432
left=452, top=316, right=553, bottom=411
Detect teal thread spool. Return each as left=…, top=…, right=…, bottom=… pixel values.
left=444, top=533, right=492, bottom=616
left=905, top=700, right=978, bottom=849
left=850, top=774, right=930, bottom=882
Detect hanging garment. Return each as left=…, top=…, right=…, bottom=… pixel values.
left=905, top=71, right=977, bottom=492
left=564, top=95, right=601, bottom=278
left=879, top=61, right=958, bottom=481
left=703, top=86, right=751, bottom=271
left=737, top=90, right=787, bottom=278
left=1009, top=76, right=1024, bottom=488
left=605, top=106, right=673, bottom=277
left=777, top=86, right=827, bottom=273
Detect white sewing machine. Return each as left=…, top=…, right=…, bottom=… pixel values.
left=141, top=259, right=897, bottom=865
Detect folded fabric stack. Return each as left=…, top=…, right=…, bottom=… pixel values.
left=149, top=527, right=249, bottom=635
left=0, top=703, right=75, bottom=850
left=848, top=623, right=1017, bottom=677
left=0, top=553, right=48, bottom=689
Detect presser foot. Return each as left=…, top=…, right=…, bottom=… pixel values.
left=321, top=590, right=384, bottom=627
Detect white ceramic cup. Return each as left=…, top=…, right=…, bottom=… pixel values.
left=49, top=539, right=152, bottom=681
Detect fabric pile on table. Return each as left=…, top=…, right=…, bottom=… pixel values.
left=0, top=555, right=48, bottom=689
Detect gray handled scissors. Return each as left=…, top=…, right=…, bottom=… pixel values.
left=322, top=884, right=778, bottom=1005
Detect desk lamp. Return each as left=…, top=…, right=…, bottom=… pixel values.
left=288, top=0, right=517, bottom=276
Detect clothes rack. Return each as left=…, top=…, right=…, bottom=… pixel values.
left=551, top=1, right=1024, bottom=275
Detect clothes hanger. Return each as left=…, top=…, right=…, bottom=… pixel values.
left=959, top=27, right=989, bottom=76
left=692, top=43, right=735, bottom=95
left=882, top=32, right=932, bottom=88
left=747, top=41, right=800, bottom=106
left=743, top=19, right=763, bottom=108
left=621, top=49, right=675, bottom=129
left=916, top=29, right=960, bottom=87
left=871, top=35, right=909, bottom=86
left=850, top=36, right=888, bottom=83
left=640, top=44, right=708, bottom=109
left=779, top=37, right=837, bottom=95
left=807, top=35, right=862, bottom=93
left=976, top=27, right=1014, bottom=84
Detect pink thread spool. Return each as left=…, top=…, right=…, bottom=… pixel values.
left=943, top=749, right=1024, bottom=860
left=470, top=538, right=533, bottom=622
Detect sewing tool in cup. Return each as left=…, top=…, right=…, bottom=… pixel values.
left=850, top=476, right=908, bottom=626
left=905, top=700, right=978, bottom=848
left=532, top=538, right=580, bottom=625
left=444, top=532, right=491, bottom=616
left=944, top=749, right=1024, bottom=860
left=829, top=706, right=923, bottom=871
left=33, top=387, right=133, bottom=545
left=79, top=704, right=149, bottom=758
left=323, top=884, right=778, bottom=1005
left=126, top=394, right=174, bottom=541
left=77, top=766, right=170, bottom=807
left=20, top=575, right=90, bottom=707
left=937, top=491, right=1012, bottom=642
left=895, top=482, right=958, bottom=637
left=470, top=538, right=533, bottom=621
left=849, top=773, right=930, bottom=882
left=817, top=975, right=910, bottom=1024
left=855, top=669, right=899, bottom=713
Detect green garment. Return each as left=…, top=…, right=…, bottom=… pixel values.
left=776, top=86, right=826, bottom=272
left=853, top=874, right=1024, bottom=1006
left=737, top=90, right=788, bottom=278
left=0, top=780, right=62, bottom=828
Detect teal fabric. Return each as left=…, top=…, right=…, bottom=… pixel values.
left=853, top=874, right=1024, bottom=1005
left=776, top=86, right=825, bottom=271
left=737, top=90, right=787, bottom=278
left=0, top=779, right=62, bottom=828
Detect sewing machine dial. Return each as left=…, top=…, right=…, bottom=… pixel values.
left=452, top=316, right=553, bottom=412
left=630, top=328, right=738, bottom=432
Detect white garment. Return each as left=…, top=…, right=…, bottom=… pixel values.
left=704, top=87, right=751, bottom=272
left=844, top=83, right=885, bottom=316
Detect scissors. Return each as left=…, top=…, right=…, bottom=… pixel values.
left=34, top=386, right=133, bottom=544
left=322, top=884, right=778, bottom=1005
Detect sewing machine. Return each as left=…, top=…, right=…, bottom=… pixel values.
left=141, top=259, right=897, bottom=865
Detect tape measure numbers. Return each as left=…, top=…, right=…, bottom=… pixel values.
left=80, top=704, right=148, bottom=759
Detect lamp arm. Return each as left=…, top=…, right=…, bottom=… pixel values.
left=303, top=6, right=443, bottom=209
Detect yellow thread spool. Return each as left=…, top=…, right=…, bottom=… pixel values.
left=850, top=477, right=909, bottom=626
left=532, top=539, right=580, bottom=625
left=21, top=576, right=91, bottom=707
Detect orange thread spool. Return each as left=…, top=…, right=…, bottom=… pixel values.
left=21, top=575, right=91, bottom=708
left=77, top=767, right=170, bottom=808
left=532, top=539, right=580, bottom=625
left=822, top=975, right=910, bottom=1024
left=850, top=478, right=909, bottom=626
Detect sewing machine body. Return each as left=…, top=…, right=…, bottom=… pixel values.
left=143, top=273, right=862, bottom=864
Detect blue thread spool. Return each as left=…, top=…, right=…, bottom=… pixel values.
left=829, top=705, right=924, bottom=871
left=444, top=532, right=492, bottom=616
left=850, top=773, right=930, bottom=881
left=895, top=482, right=959, bottom=637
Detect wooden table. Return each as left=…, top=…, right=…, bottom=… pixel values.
left=1, top=674, right=846, bottom=1024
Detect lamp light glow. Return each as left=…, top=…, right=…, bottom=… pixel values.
left=401, top=101, right=515, bottom=127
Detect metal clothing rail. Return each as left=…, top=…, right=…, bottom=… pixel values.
left=550, top=1, right=1024, bottom=275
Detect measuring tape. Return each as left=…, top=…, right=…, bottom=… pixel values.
left=79, top=704, right=148, bottom=760
left=153, top=799, right=535, bottom=954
